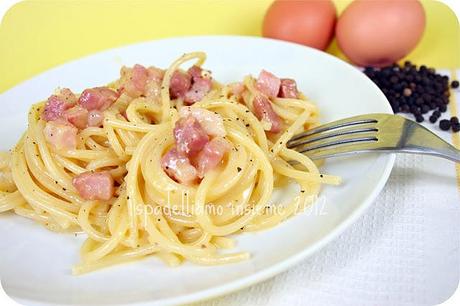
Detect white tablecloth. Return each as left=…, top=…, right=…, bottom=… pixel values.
left=200, top=70, right=460, bottom=306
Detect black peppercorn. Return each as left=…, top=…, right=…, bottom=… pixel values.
left=451, top=80, right=459, bottom=89
left=403, top=88, right=412, bottom=97
left=452, top=123, right=460, bottom=133
left=363, top=62, right=451, bottom=128
left=439, top=119, right=451, bottom=131
left=451, top=116, right=459, bottom=124
left=415, top=115, right=424, bottom=123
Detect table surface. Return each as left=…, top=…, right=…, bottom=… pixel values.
left=1, top=1, right=460, bottom=305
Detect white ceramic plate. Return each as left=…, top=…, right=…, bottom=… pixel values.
left=0, top=36, right=394, bottom=306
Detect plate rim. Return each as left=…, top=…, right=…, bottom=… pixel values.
left=3, top=35, right=395, bottom=306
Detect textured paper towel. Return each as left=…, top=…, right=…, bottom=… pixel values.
left=200, top=71, right=460, bottom=306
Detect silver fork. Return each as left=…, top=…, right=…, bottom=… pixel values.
left=286, top=113, right=460, bottom=162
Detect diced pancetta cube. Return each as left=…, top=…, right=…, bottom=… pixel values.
left=255, top=70, right=281, bottom=98
left=147, top=67, right=165, bottom=82
left=78, top=87, right=118, bottom=111
left=144, top=67, right=165, bottom=101
left=118, top=65, right=165, bottom=98
left=42, top=88, right=77, bottom=121
left=173, top=115, right=209, bottom=157
left=72, top=171, right=114, bottom=201
left=188, top=65, right=211, bottom=79
left=184, top=78, right=212, bottom=105
left=131, top=64, right=150, bottom=95
left=169, top=71, right=192, bottom=99
left=179, top=106, right=226, bottom=137
left=279, top=79, right=299, bottom=99
left=43, top=119, right=78, bottom=150
left=118, top=64, right=148, bottom=97
left=87, top=110, right=104, bottom=127
left=253, top=94, right=283, bottom=133
left=64, top=106, right=88, bottom=129
left=188, top=65, right=204, bottom=80
left=194, top=137, right=231, bottom=178
left=161, top=148, right=197, bottom=185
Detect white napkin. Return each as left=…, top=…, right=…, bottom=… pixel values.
left=200, top=70, right=460, bottom=306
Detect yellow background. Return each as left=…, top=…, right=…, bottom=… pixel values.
left=0, top=0, right=459, bottom=94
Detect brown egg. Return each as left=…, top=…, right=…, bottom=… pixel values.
left=336, top=0, right=425, bottom=67
left=263, top=0, right=337, bottom=51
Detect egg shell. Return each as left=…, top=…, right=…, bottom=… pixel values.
left=336, top=0, right=426, bottom=67
left=263, top=0, right=337, bottom=51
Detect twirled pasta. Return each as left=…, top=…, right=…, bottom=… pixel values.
left=0, top=52, right=340, bottom=274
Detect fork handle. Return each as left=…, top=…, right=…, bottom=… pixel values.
left=398, top=120, right=460, bottom=163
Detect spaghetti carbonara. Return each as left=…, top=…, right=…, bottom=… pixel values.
left=0, top=52, right=340, bottom=274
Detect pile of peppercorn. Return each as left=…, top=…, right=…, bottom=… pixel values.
left=363, top=61, right=459, bottom=132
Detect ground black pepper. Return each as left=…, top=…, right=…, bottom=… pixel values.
left=364, top=61, right=453, bottom=131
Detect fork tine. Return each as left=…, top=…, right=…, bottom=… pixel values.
left=303, top=142, right=382, bottom=160
left=287, top=124, right=378, bottom=148
left=294, top=132, right=378, bottom=154
left=288, top=114, right=378, bottom=143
